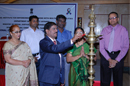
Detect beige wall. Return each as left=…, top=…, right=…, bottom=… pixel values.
left=83, top=4, right=129, bottom=36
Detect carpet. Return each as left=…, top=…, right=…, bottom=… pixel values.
left=0, top=75, right=5, bottom=86
left=0, top=75, right=114, bottom=86
left=93, top=81, right=113, bottom=86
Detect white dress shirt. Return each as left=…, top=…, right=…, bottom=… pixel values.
left=20, top=27, right=44, bottom=59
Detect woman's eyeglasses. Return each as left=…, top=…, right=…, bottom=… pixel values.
left=76, top=31, right=83, bottom=34
left=12, top=31, right=21, bottom=34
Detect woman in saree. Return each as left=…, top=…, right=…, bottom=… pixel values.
left=66, top=27, right=97, bottom=86
left=3, top=25, right=38, bottom=86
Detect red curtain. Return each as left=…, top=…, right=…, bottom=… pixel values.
left=0, top=41, right=6, bottom=69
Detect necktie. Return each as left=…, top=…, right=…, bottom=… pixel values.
left=53, top=40, right=62, bottom=68
left=108, top=28, right=115, bottom=52
left=53, top=41, right=56, bottom=45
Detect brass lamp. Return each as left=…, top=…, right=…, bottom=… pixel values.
left=83, top=5, right=101, bottom=86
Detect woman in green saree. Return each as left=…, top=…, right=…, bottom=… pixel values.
left=3, top=25, right=38, bottom=86
left=67, top=27, right=97, bottom=86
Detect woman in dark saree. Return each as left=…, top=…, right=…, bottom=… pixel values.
left=67, top=27, right=97, bottom=86
left=3, top=25, right=38, bottom=86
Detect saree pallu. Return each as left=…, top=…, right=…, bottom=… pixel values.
left=68, top=43, right=97, bottom=86
left=3, top=41, right=38, bottom=86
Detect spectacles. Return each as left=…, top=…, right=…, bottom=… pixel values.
left=12, top=31, right=21, bottom=34
left=76, top=31, right=83, bottom=34
left=109, top=17, right=117, bottom=20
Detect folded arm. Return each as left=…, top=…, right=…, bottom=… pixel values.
left=4, top=54, right=31, bottom=68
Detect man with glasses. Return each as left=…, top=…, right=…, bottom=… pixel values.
left=56, top=14, right=72, bottom=86
left=20, top=15, right=44, bottom=74
left=100, top=12, right=129, bottom=86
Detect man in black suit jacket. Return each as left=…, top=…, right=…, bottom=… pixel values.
left=38, top=22, right=82, bottom=86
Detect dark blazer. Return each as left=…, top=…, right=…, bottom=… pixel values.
left=38, top=36, right=73, bottom=84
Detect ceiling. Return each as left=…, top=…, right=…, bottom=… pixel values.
left=0, top=0, right=129, bottom=4
left=0, top=0, right=18, bottom=3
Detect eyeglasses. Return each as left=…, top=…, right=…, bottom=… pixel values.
left=109, top=17, right=117, bottom=20
left=12, top=31, right=21, bottom=34
left=76, top=31, right=83, bottom=34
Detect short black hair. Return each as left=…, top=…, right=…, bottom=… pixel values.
left=29, top=15, right=39, bottom=21
left=44, top=22, right=57, bottom=35
left=108, top=12, right=119, bottom=18
left=56, top=14, right=66, bottom=21
left=74, top=27, right=84, bottom=34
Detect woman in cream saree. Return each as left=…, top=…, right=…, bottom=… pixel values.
left=3, top=25, right=38, bottom=86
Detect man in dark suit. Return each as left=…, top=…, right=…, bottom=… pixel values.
left=38, top=22, right=82, bottom=86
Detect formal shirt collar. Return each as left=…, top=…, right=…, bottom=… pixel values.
left=29, top=26, right=38, bottom=32
left=48, top=36, right=56, bottom=42
left=110, top=24, right=119, bottom=30
left=107, top=24, right=119, bottom=34
left=57, top=28, right=65, bottom=33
